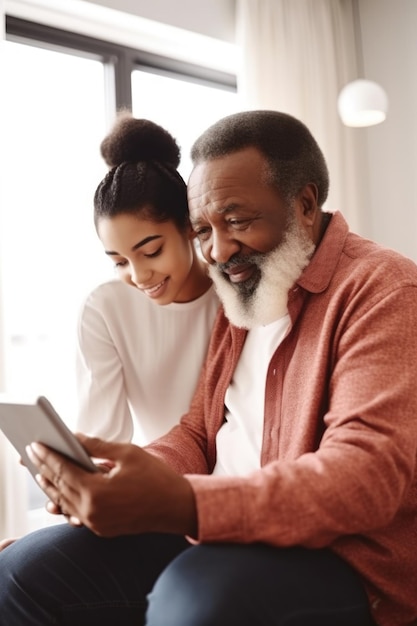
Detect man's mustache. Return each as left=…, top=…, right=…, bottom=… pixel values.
left=215, top=253, right=264, bottom=274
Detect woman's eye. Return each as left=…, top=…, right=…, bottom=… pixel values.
left=144, top=247, right=162, bottom=258
left=114, top=260, right=128, bottom=268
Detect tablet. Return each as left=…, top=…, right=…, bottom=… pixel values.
left=0, top=395, right=99, bottom=479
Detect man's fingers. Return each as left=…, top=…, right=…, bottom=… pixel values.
left=46, top=500, right=63, bottom=515
left=25, top=443, right=82, bottom=517
left=36, top=473, right=64, bottom=508
left=26, top=443, right=85, bottom=488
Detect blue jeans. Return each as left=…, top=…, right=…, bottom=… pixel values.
left=0, top=524, right=374, bottom=626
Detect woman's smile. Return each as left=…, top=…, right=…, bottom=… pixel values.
left=141, top=277, right=169, bottom=298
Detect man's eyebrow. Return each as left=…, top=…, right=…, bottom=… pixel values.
left=190, top=218, right=205, bottom=229
left=218, top=203, right=239, bottom=215
left=191, top=204, right=240, bottom=227
left=104, top=235, right=162, bottom=256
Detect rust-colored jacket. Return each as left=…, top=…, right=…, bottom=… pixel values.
left=147, top=212, right=417, bottom=626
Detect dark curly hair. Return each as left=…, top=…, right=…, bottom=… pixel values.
left=94, top=110, right=189, bottom=231
left=190, top=110, right=329, bottom=207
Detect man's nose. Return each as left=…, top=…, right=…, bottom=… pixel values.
left=204, top=230, right=241, bottom=264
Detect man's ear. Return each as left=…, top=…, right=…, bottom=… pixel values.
left=297, top=183, right=320, bottom=226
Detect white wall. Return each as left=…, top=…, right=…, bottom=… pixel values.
left=0, top=0, right=6, bottom=393
left=83, top=0, right=236, bottom=42
left=360, top=0, right=417, bottom=261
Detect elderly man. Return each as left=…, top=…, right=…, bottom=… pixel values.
left=1, top=110, right=416, bottom=626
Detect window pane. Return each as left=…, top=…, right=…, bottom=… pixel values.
left=1, top=40, right=115, bottom=520
left=1, top=41, right=112, bottom=423
left=132, top=70, right=240, bottom=180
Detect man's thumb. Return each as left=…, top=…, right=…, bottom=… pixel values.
left=75, top=433, right=123, bottom=460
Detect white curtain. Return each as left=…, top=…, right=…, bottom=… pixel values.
left=235, top=0, right=370, bottom=235
left=0, top=435, right=29, bottom=538
left=0, top=1, right=29, bottom=540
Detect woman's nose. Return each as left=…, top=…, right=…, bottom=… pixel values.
left=129, top=263, right=152, bottom=287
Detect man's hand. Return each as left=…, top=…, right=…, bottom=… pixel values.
left=26, top=435, right=197, bottom=538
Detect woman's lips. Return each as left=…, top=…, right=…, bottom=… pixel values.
left=142, top=277, right=168, bottom=297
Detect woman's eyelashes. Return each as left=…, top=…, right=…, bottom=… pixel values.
left=113, top=246, right=163, bottom=268
left=143, top=246, right=163, bottom=258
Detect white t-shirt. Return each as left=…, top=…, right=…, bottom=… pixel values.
left=76, top=279, right=219, bottom=445
left=212, top=314, right=290, bottom=476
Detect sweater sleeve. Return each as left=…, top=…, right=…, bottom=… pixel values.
left=75, top=291, right=134, bottom=442
left=145, top=307, right=232, bottom=475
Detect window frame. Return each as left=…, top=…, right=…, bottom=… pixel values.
left=5, top=15, right=237, bottom=117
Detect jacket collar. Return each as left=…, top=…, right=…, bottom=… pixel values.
left=297, top=211, right=349, bottom=294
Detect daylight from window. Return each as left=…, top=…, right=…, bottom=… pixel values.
left=1, top=41, right=110, bottom=423
left=1, top=36, right=239, bottom=530
left=132, top=69, right=240, bottom=179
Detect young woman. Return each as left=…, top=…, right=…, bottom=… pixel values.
left=75, top=112, right=219, bottom=444
left=0, top=112, right=218, bottom=551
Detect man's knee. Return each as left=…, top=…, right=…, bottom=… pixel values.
left=146, top=545, right=244, bottom=626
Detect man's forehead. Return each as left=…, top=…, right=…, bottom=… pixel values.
left=188, top=151, right=266, bottom=202
left=187, top=176, right=245, bottom=222
left=189, top=147, right=265, bottom=179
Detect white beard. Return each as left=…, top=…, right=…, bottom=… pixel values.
left=209, top=220, right=315, bottom=329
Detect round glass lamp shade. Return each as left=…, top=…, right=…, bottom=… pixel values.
left=338, top=79, right=389, bottom=127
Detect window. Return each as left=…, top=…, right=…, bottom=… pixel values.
left=2, top=39, right=110, bottom=421
left=2, top=15, right=238, bottom=533
left=132, top=69, right=238, bottom=179
left=2, top=35, right=112, bottom=527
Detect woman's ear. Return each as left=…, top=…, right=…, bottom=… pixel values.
left=186, top=222, right=198, bottom=240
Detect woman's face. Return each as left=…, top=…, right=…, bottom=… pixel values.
left=97, top=212, right=197, bottom=304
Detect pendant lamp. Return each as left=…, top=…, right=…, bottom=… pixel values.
left=338, top=0, right=388, bottom=127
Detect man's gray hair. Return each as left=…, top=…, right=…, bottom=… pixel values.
left=191, top=110, right=329, bottom=207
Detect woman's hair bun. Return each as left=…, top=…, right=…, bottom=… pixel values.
left=100, top=109, right=181, bottom=169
